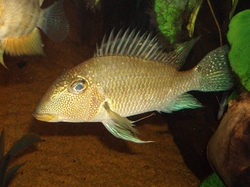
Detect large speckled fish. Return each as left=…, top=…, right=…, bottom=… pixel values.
left=0, top=0, right=69, bottom=67
left=33, top=29, right=234, bottom=143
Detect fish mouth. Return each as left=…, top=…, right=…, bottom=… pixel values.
left=33, top=112, right=59, bottom=122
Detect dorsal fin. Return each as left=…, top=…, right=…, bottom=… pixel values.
left=95, top=29, right=199, bottom=70
left=166, top=37, right=200, bottom=69
left=39, top=0, right=44, bottom=7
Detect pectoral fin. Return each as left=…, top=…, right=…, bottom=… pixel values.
left=102, top=102, right=153, bottom=143
left=39, top=0, right=44, bottom=7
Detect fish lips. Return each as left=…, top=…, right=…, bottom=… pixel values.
left=33, top=112, right=59, bottom=122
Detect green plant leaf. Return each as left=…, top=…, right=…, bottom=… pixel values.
left=154, top=0, right=200, bottom=44
left=3, top=163, right=24, bottom=187
left=0, top=155, right=10, bottom=187
left=6, top=133, right=42, bottom=158
left=0, top=132, right=42, bottom=187
left=187, top=0, right=203, bottom=37
left=200, top=172, right=225, bottom=187
left=227, top=10, right=250, bottom=91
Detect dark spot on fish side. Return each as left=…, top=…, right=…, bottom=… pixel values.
left=17, top=60, right=27, bottom=68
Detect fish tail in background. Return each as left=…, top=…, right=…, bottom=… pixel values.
left=193, top=45, right=234, bottom=92
left=39, top=0, right=69, bottom=42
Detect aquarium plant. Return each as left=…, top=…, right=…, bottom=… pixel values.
left=0, top=130, right=42, bottom=187
left=200, top=172, right=225, bottom=187
left=153, top=0, right=202, bottom=44
left=227, top=10, right=250, bottom=91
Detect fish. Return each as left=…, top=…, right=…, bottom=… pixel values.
left=0, top=0, right=69, bottom=67
left=33, top=29, right=234, bottom=143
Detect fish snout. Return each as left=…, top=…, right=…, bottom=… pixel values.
left=33, top=112, right=59, bottom=122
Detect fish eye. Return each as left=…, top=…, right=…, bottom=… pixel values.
left=69, top=78, right=88, bottom=94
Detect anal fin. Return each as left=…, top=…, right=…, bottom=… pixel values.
left=160, top=93, right=202, bottom=113
left=2, top=28, right=44, bottom=56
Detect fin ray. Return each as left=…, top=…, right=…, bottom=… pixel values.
left=160, top=93, right=202, bottom=113
left=194, top=45, right=234, bottom=91
left=102, top=102, right=152, bottom=143
left=39, top=0, right=44, bottom=7
left=165, top=37, right=200, bottom=69
left=117, top=29, right=131, bottom=54
left=39, top=0, right=69, bottom=42
left=95, top=29, right=199, bottom=70
left=1, top=28, right=44, bottom=56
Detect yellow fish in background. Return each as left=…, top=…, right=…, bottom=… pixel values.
left=33, top=29, right=234, bottom=143
left=0, top=0, right=69, bottom=67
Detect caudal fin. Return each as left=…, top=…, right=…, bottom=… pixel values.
left=194, top=45, right=234, bottom=92
left=40, top=0, right=69, bottom=42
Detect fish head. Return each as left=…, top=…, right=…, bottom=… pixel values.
left=33, top=68, right=105, bottom=123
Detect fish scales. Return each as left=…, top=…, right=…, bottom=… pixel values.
left=0, top=0, right=41, bottom=37
left=79, top=56, right=196, bottom=117
left=34, top=29, right=234, bottom=143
